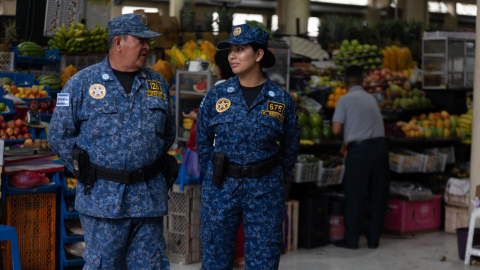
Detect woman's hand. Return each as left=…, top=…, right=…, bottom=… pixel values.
left=183, top=111, right=198, bottom=121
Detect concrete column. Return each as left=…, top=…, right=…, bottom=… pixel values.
left=469, top=0, right=480, bottom=214
left=366, top=0, right=381, bottom=21
left=444, top=2, right=458, bottom=31
left=404, top=0, right=429, bottom=22
left=277, top=0, right=309, bottom=35
left=169, top=0, right=184, bottom=20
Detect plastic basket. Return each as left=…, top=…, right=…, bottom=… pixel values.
left=292, top=161, right=323, bottom=183
left=61, top=246, right=84, bottom=267
left=0, top=72, right=35, bottom=86
left=0, top=193, right=56, bottom=270
left=174, top=164, right=201, bottom=191
left=0, top=97, right=16, bottom=117
left=4, top=126, right=38, bottom=144
left=0, top=52, right=14, bottom=71
left=164, top=184, right=202, bottom=264
left=318, top=165, right=345, bottom=187
left=12, top=47, right=60, bottom=68
left=1, top=171, right=59, bottom=199
left=61, top=171, right=76, bottom=195
left=421, top=149, right=448, bottom=173
left=389, top=150, right=425, bottom=173
left=61, top=224, right=84, bottom=243
left=61, top=200, right=79, bottom=220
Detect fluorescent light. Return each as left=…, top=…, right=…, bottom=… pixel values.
left=122, top=6, right=159, bottom=15
left=456, top=3, right=477, bottom=16
left=310, top=0, right=368, bottom=6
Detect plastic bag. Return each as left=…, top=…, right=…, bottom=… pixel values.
left=10, top=172, right=50, bottom=189
left=299, top=96, right=322, bottom=114
left=183, top=147, right=200, bottom=178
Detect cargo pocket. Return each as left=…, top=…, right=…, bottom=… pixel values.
left=82, top=249, right=102, bottom=269
left=146, top=98, right=167, bottom=136
left=200, top=229, right=216, bottom=266
left=255, top=117, right=283, bottom=150
left=80, top=98, right=121, bottom=138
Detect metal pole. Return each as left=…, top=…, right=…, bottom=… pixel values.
left=296, top=18, right=300, bottom=36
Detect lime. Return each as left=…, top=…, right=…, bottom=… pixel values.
left=0, top=103, right=7, bottom=112
left=2, top=77, right=11, bottom=85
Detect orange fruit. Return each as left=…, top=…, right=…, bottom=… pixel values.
left=327, top=100, right=335, bottom=107
left=334, top=87, right=342, bottom=95
left=328, top=94, right=335, bottom=101
left=342, top=89, right=347, bottom=95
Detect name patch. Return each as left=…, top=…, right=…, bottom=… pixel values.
left=261, top=101, right=285, bottom=122
left=146, top=80, right=166, bottom=99
left=57, top=93, right=70, bottom=106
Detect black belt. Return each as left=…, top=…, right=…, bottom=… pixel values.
left=347, top=137, right=385, bottom=149
left=224, top=153, right=280, bottom=178
left=87, top=159, right=165, bottom=185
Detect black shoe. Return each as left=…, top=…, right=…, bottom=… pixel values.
left=334, top=240, right=358, bottom=249
left=368, top=243, right=379, bottom=249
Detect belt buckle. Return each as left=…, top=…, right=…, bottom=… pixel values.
left=131, top=169, right=144, bottom=184
left=240, top=166, right=251, bottom=177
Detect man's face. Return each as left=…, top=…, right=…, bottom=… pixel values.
left=119, top=35, right=150, bottom=70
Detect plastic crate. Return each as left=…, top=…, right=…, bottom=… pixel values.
left=0, top=193, right=56, bottom=270
left=318, top=163, right=345, bottom=187
left=0, top=52, right=14, bottom=71
left=292, top=161, right=323, bottom=183
left=298, top=196, right=329, bottom=249
left=61, top=200, right=79, bottom=220
left=12, top=47, right=60, bottom=69
left=0, top=72, right=35, bottom=86
left=389, top=150, right=425, bottom=173
left=61, top=171, right=76, bottom=195
left=1, top=171, right=59, bottom=199
left=174, top=164, right=201, bottom=191
left=0, top=97, right=15, bottom=117
left=61, top=224, right=84, bottom=243
left=3, top=126, right=37, bottom=144
left=283, top=200, right=299, bottom=252
left=164, top=184, right=201, bottom=264
left=383, top=195, right=441, bottom=234
left=61, top=246, right=84, bottom=267
left=421, top=149, right=448, bottom=173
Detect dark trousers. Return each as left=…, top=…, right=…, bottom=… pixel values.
left=344, top=140, right=390, bottom=247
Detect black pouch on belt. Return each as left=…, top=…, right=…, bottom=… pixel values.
left=212, top=152, right=226, bottom=188
left=72, top=147, right=95, bottom=195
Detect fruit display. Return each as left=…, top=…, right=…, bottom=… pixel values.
left=4, top=84, right=48, bottom=99
left=29, top=99, right=56, bottom=114
left=333, top=39, right=383, bottom=74
left=0, top=118, right=32, bottom=140
left=458, top=109, right=472, bottom=143
left=379, top=85, right=433, bottom=111
left=22, top=139, right=50, bottom=149
left=363, top=69, right=410, bottom=89
left=169, top=40, right=217, bottom=67
left=298, top=113, right=330, bottom=141
left=450, top=166, right=470, bottom=178
left=17, top=42, right=45, bottom=57
left=61, top=65, right=78, bottom=87
left=66, top=177, right=78, bottom=189
left=395, top=111, right=461, bottom=139
left=382, top=46, right=416, bottom=72
left=326, top=87, right=347, bottom=108
left=308, top=75, right=343, bottom=89
left=36, top=75, right=61, bottom=90
left=147, top=60, right=172, bottom=85
left=0, top=102, right=7, bottom=113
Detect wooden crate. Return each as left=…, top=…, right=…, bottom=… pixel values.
left=445, top=205, right=469, bottom=233
left=446, top=194, right=469, bottom=208
left=283, top=200, right=299, bottom=252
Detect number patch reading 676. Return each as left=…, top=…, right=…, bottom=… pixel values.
left=146, top=80, right=166, bottom=100
left=261, top=101, right=285, bottom=122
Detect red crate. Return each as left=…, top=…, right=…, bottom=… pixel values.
left=383, top=195, right=441, bottom=235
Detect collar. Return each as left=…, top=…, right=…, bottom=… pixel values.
left=348, top=85, right=364, bottom=93
left=98, top=56, right=148, bottom=81
left=226, top=73, right=277, bottom=97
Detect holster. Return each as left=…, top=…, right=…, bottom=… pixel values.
left=72, top=147, right=96, bottom=195
left=212, top=152, right=226, bottom=188
left=159, top=153, right=180, bottom=191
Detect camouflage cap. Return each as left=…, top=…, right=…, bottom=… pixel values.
left=108, top=13, right=163, bottom=38
left=216, top=24, right=270, bottom=49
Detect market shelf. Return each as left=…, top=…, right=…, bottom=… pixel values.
left=61, top=224, right=84, bottom=243
left=178, top=91, right=207, bottom=98
left=423, top=53, right=445, bottom=57
left=61, top=170, right=76, bottom=195
left=61, top=247, right=85, bottom=268
left=177, top=137, right=188, bottom=142
left=61, top=200, right=80, bottom=220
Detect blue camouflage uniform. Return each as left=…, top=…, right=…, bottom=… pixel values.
left=48, top=13, right=174, bottom=270
left=197, top=24, right=300, bottom=270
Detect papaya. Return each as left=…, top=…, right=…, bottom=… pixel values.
left=148, top=60, right=173, bottom=85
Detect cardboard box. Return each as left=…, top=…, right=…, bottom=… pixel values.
left=134, top=10, right=180, bottom=47
left=445, top=205, right=469, bottom=233
left=446, top=194, right=469, bottom=208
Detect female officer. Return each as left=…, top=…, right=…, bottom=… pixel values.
left=196, top=24, right=300, bottom=269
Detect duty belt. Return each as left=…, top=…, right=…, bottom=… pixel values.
left=224, top=153, right=280, bottom=178
left=86, top=159, right=166, bottom=185
left=347, top=137, right=385, bottom=149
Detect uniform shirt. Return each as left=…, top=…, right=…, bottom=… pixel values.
left=48, top=57, right=176, bottom=218
left=332, top=85, right=384, bottom=145
left=196, top=74, right=300, bottom=195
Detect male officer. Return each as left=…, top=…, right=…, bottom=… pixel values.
left=48, top=14, right=175, bottom=269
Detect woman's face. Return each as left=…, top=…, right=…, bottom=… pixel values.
left=228, top=44, right=263, bottom=74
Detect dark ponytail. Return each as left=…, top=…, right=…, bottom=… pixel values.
left=249, top=42, right=275, bottom=68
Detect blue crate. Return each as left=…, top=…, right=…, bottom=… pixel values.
left=1, top=171, right=60, bottom=200
left=61, top=171, right=76, bottom=195
left=0, top=97, right=15, bottom=116
left=0, top=72, right=35, bottom=86
left=174, top=164, right=201, bottom=191
left=61, top=246, right=85, bottom=267
left=12, top=47, right=60, bottom=69
left=21, top=86, right=52, bottom=102
left=61, top=224, right=84, bottom=243
left=62, top=200, right=80, bottom=220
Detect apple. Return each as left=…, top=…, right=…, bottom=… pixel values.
left=0, top=129, right=6, bottom=137
left=9, top=135, right=16, bottom=140
left=0, top=115, right=4, bottom=123
left=15, top=119, right=23, bottom=128
left=35, top=94, right=41, bottom=98
left=23, top=133, right=32, bottom=139
left=0, top=122, right=7, bottom=129
left=28, top=94, right=35, bottom=99
left=7, top=120, right=15, bottom=129
left=16, top=134, right=24, bottom=140
left=13, top=127, right=20, bottom=136
left=10, top=85, right=17, bottom=94
left=21, top=125, right=29, bottom=133
left=39, top=108, right=45, bottom=113
left=24, top=88, right=32, bottom=96
left=40, top=91, right=48, bottom=97
left=40, top=102, right=48, bottom=110
left=6, top=127, right=13, bottom=136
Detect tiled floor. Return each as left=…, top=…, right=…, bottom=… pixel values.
left=170, top=232, right=474, bottom=270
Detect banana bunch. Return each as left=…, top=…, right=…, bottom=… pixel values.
left=66, top=177, right=78, bottom=189
left=459, top=109, right=473, bottom=143
left=48, top=23, right=108, bottom=53
left=300, top=139, right=315, bottom=146
left=170, top=45, right=188, bottom=67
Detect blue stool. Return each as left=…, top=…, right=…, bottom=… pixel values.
left=0, top=225, right=21, bottom=270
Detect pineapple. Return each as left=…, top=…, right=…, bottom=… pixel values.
left=216, top=6, right=234, bottom=43
left=203, top=12, right=216, bottom=44
left=0, top=21, right=17, bottom=52
left=181, top=4, right=197, bottom=44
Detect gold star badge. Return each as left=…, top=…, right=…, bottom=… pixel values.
left=233, top=27, right=242, bottom=36
left=141, top=16, right=148, bottom=25
left=216, top=98, right=231, bottom=113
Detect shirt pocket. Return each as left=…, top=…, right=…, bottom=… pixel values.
left=78, top=98, right=121, bottom=138
left=255, top=116, right=284, bottom=150
left=208, top=113, right=237, bottom=144
left=145, top=98, right=167, bottom=136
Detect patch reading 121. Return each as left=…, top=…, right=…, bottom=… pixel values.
left=261, top=101, right=285, bottom=122
left=146, top=80, right=166, bottom=100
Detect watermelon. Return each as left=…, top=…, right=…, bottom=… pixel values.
left=300, top=126, right=311, bottom=140
left=193, top=81, right=207, bottom=92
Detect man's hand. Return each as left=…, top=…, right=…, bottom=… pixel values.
left=182, top=110, right=198, bottom=121
left=332, top=122, right=343, bottom=135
